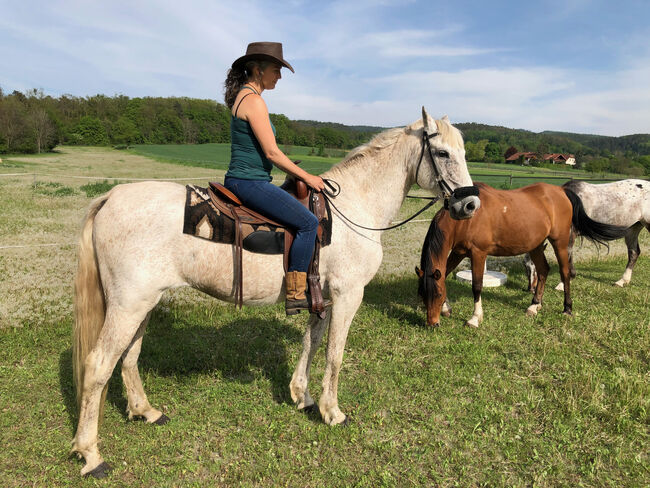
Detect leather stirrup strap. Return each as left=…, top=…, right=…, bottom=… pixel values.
left=229, top=204, right=243, bottom=309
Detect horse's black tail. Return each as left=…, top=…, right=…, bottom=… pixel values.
left=563, top=188, right=628, bottom=248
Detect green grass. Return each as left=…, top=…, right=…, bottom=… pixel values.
left=0, top=259, right=648, bottom=486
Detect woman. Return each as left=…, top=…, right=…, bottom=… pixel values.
left=223, top=42, right=329, bottom=315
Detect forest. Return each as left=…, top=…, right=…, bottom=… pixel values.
left=1, top=88, right=648, bottom=175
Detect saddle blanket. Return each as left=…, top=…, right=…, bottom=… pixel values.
left=182, top=185, right=285, bottom=254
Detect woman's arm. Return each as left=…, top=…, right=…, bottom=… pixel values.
left=244, top=96, right=325, bottom=191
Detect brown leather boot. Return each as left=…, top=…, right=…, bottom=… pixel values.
left=285, top=271, right=310, bottom=315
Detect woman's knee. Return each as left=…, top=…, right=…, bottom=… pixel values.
left=301, top=212, right=319, bottom=233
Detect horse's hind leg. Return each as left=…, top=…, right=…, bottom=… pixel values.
left=550, top=238, right=572, bottom=315
left=614, top=223, right=643, bottom=287
left=555, top=231, right=575, bottom=291
left=290, top=311, right=330, bottom=411
left=526, top=244, right=549, bottom=317
left=121, top=313, right=168, bottom=424
left=72, top=306, right=151, bottom=477
left=465, top=252, right=486, bottom=328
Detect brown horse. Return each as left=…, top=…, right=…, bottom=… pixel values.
left=415, top=182, right=627, bottom=328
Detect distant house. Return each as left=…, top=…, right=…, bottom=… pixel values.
left=506, top=152, right=576, bottom=166
left=505, top=152, right=537, bottom=165
left=543, top=153, right=576, bottom=166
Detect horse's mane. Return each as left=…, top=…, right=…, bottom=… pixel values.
left=418, top=208, right=446, bottom=300
left=330, top=117, right=463, bottom=173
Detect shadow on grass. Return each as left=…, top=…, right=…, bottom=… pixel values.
left=58, top=307, right=305, bottom=431
left=363, top=265, right=535, bottom=328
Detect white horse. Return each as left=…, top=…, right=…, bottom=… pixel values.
left=71, top=108, right=480, bottom=478
left=524, top=179, right=650, bottom=289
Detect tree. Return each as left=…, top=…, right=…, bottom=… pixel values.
left=465, top=139, right=488, bottom=162
left=484, top=142, right=502, bottom=163
left=29, top=108, right=56, bottom=153
left=71, top=116, right=109, bottom=145
left=504, top=146, right=518, bottom=160
left=111, top=116, right=139, bottom=145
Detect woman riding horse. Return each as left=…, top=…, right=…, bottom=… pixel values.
left=223, top=42, right=330, bottom=315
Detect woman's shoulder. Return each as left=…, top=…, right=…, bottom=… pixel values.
left=234, top=93, right=268, bottom=119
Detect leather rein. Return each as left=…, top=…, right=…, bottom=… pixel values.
left=320, top=127, right=452, bottom=232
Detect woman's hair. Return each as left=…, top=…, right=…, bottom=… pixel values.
left=224, top=59, right=272, bottom=109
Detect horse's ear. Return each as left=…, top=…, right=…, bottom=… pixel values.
left=441, top=115, right=450, bottom=123
left=422, top=106, right=433, bottom=132
left=415, top=266, right=424, bottom=278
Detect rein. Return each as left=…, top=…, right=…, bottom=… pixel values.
left=321, top=179, right=440, bottom=232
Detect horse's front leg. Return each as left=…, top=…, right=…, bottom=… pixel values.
left=290, top=312, right=330, bottom=411
left=442, top=251, right=465, bottom=317
left=466, top=253, right=485, bottom=328
left=319, top=286, right=364, bottom=425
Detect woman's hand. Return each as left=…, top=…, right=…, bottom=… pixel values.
left=304, top=174, right=326, bottom=192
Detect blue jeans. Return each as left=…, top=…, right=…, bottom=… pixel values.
left=224, top=177, right=319, bottom=272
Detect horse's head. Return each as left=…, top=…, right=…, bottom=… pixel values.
left=417, top=107, right=480, bottom=220
left=415, top=212, right=449, bottom=327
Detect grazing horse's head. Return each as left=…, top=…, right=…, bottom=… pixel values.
left=415, top=211, right=448, bottom=327
left=416, top=108, right=480, bottom=220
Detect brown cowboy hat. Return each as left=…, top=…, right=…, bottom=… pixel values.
left=231, top=42, right=294, bottom=73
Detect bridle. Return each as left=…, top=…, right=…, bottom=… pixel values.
left=320, top=126, right=474, bottom=232
left=414, top=126, right=455, bottom=201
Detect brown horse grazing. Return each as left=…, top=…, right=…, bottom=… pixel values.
left=415, top=182, right=627, bottom=328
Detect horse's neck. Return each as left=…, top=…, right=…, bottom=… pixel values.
left=325, top=138, right=418, bottom=229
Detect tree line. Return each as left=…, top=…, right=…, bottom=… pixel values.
left=1, top=87, right=648, bottom=176
left=0, top=88, right=376, bottom=155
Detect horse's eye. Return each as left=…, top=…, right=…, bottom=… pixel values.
left=437, top=150, right=449, bottom=158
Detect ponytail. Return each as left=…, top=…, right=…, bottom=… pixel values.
left=224, top=67, right=247, bottom=109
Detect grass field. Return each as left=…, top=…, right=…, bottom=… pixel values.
left=1, top=146, right=648, bottom=486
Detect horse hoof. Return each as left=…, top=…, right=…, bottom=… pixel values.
left=299, top=403, right=319, bottom=415
left=426, top=322, right=440, bottom=328
left=464, top=321, right=479, bottom=328
left=84, top=461, right=111, bottom=479
left=339, top=416, right=351, bottom=427
left=153, top=414, right=170, bottom=425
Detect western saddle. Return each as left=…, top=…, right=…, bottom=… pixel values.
left=207, top=176, right=330, bottom=318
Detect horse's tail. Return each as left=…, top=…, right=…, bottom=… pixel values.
left=73, top=193, right=110, bottom=413
left=563, top=188, right=628, bottom=248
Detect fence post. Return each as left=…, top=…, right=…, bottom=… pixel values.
left=509, top=174, right=513, bottom=187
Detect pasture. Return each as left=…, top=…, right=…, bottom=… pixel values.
left=0, top=146, right=648, bottom=486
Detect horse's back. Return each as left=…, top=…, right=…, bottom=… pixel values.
left=564, top=179, right=650, bottom=227
left=456, top=182, right=570, bottom=255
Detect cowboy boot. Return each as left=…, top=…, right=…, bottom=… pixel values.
left=285, top=271, right=310, bottom=315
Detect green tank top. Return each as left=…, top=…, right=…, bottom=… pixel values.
left=226, top=114, right=277, bottom=181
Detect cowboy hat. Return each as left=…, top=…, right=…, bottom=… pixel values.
left=231, top=42, right=294, bottom=73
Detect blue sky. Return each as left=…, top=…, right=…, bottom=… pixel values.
left=1, top=0, right=649, bottom=136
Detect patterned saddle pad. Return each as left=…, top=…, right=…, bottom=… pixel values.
left=182, top=185, right=285, bottom=254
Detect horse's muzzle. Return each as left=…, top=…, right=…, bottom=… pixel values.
left=447, top=185, right=480, bottom=220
